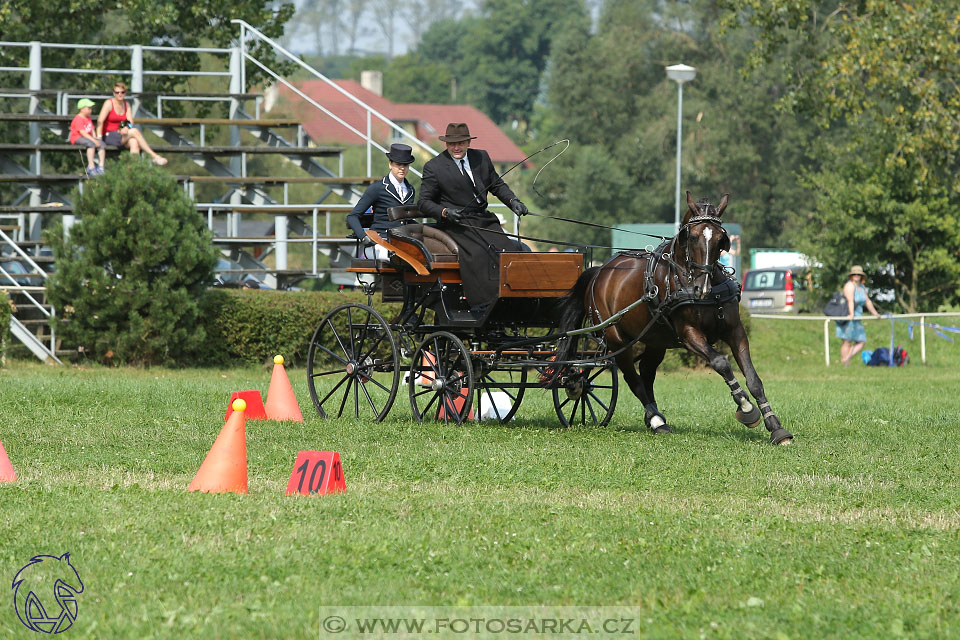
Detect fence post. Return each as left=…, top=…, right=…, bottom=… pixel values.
left=28, top=42, right=42, bottom=242
left=228, top=47, right=243, bottom=238
left=920, top=315, right=926, bottom=364
left=131, top=44, right=143, bottom=116
left=366, top=110, right=372, bottom=177
left=276, top=214, right=288, bottom=272
left=823, top=319, right=830, bottom=366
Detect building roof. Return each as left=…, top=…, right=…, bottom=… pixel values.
left=276, top=80, right=526, bottom=164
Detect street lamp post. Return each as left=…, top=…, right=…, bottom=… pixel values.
left=665, top=63, right=697, bottom=232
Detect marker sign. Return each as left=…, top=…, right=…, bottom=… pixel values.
left=285, top=451, right=345, bottom=496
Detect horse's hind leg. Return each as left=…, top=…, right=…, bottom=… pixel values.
left=616, top=348, right=671, bottom=434
left=724, top=324, right=793, bottom=446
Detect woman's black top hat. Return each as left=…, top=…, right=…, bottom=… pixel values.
left=385, top=143, right=415, bottom=164
left=438, top=122, right=477, bottom=142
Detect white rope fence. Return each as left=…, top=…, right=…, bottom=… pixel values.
left=749, top=312, right=960, bottom=366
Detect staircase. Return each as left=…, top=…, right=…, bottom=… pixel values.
left=0, top=26, right=443, bottom=362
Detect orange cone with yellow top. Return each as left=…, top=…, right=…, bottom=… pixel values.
left=265, top=355, right=304, bottom=422
left=0, top=441, right=17, bottom=482
left=188, top=398, right=248, bottom=494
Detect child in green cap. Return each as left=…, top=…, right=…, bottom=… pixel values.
left=70, top=98, right=106, bottom=176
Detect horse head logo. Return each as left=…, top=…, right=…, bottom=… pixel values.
left=11, top=553, right=84, bottom=634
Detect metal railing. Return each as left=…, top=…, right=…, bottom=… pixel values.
left=0, top=228, right=56, bottom=359
left=751, top=312, right=960, bottom=366
left=232, top=20, right=437, bottom=179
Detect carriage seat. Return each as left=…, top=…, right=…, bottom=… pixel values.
left=388, top=224, right=459, bottom=263
left=386, top=205, right=459, bottom=263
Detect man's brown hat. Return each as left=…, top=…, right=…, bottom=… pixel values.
left=438, top=122, right=476, bottom=142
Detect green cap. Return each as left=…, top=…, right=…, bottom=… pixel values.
left=77, top=98, right=95, bottom=109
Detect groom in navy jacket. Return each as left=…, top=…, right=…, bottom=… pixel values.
left=418, top=122, right=529, bottom=308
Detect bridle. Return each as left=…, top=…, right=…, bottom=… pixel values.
left=681, top=215, right=727, bottom=284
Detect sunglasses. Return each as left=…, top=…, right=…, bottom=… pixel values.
left=114, top=90, right=126, bottom=95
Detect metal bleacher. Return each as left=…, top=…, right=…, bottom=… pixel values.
left=0, top=24, right=454, bottom=361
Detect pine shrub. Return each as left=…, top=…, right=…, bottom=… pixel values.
left=46, top=158, right=218, bottom=366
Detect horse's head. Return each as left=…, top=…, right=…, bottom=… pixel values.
left=680, top=191, right=730, bottom=299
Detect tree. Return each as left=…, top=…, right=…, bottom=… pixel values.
left=402, top=0, right=461, bottom=43
left=0, top=0, right=295, bottom=92
left=415, top=0, right=589, bottom=123
left=46, top=159, right=219, bottom=365
left=383, top=55, right=453, bottom=104
left=535, top=0, right=814, bottom=250
left=799, top=141, right=960, bottom=313
left=722, top=0, right=960, bottom=311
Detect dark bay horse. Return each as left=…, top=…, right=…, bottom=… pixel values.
left=556, top=192, right=793, bottom=445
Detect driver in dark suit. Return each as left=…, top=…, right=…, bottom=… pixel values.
left=417, top=122, right=529, bottom=309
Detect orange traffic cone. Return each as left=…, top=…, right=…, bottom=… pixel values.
left=0, top=441, right=17, bottom=482
left=265, top=355, right=304, bottom=422
left=188, top=399, right=248, bottom=494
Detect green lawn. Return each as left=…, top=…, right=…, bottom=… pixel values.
left=1, top=315, right=959, bottom=639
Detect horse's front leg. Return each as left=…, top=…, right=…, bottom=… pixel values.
left=678, top=325, right=791, bottom=445
left=723, top=322, right=793, bottom=446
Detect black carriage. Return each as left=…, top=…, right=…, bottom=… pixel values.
left=306, top=206, right=618, bottom=427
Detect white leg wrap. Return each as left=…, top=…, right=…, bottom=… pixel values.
left=649, top=415, right=665, bottom=429
left=739, top=398, right=755, bottom=413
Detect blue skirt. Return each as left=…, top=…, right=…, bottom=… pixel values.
left=836, top=319, right=867, bottom=342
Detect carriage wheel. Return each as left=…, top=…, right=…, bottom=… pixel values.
left=552, top=335, right=618, bottom=427
left=307, top=303, right=400, bottom=422
left=409, top=331, right=474, bottom=425
left=475, top=368, right=527, bottom=424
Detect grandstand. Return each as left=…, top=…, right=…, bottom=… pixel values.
left=0, top=22, right=446, bottom=362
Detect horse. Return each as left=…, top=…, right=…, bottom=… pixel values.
left=555, top=192, right=793, bottom=445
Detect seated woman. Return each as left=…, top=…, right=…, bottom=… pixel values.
left=96, top=81, right=168, bottom=166
left=346, top=143, right=416, bottom=259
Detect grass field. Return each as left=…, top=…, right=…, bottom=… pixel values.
left=2, top=315, right=959, bottom=639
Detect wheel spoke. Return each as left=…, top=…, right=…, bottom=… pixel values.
left=584, top=393, right=599, bottom=424
left=353, top=369, right=360, bottom=417
left=585, top=389, right=611, bottom=414
left=420, top=388, right=440, bottom=417
left=328, top=318, right=351, bottom=362
left=566, top=397, right=581, bottom=426
left=312, top=367, right=350, bottom=378
left=359, top=372, right=390, bottom=393
left=318, top=374, right=350, bottom=406
left=336, top=377, right=353, bottom=418
left=358, top=377, right=381, bottom=416
left=312, top=344, right=349, bottom=368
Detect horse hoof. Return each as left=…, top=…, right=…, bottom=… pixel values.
left=736, top=406, right=762, bottom=428
left=770, top=428, right=793, bottom=446
left=652, top=425, right=673, bottom=434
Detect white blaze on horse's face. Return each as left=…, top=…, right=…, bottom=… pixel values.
left=692, top=223, right=714, bottom=299
left=703, top=227, right=713, bottom=266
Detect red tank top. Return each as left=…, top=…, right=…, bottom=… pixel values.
left=102, top=100, right=128, bottom=133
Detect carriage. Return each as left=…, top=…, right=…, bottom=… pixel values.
left=305, top=195, right=792, bottom=445
left=305, top=204, right=619, bottom=427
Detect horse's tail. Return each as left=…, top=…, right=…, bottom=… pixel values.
left=554, top=266, right=599, bottom=365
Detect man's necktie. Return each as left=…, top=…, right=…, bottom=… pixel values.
left=459, top=160, right=482, bottom=204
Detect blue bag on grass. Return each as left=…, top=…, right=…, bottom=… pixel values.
left=868, top=348, right=891, bottom=366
